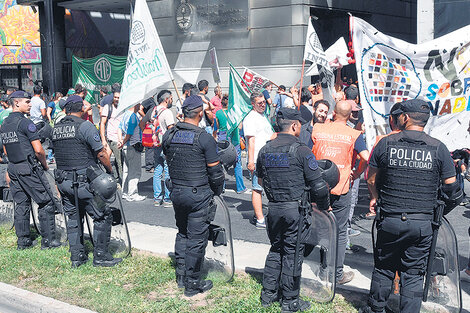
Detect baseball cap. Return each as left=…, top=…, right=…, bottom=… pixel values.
left=182, top=95, right=203, bottom=110
left=391, top=99, right=430, bottom=115
left=344, top=85, right=359, bottom=100
left=277, top=107, right=306, bottom=124
left=66, top=88, right=75, bottom=96
left=64, top=95, right=83, bottom=108
left=9, top=90, right=31, bottom=100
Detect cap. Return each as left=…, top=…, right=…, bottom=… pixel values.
left=64, top=95, right=83, bottom=108
left=344, top=85, right=359, bottom=100
left=8, top=90, right=31, bottom=100
left=391, top=99, right=430, bottom=115
left=66, top=88, right=75, bottom=96
left=182, top=95, right=203, bottom=110
left=277, top=107, right=306, bottom=124
left=348, top=100, right=363, bottom=112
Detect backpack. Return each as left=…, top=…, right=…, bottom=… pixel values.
left=142, top=107, right=166, bottom=148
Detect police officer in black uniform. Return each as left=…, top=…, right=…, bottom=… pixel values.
left=0, top=90, right=60, bottom=250
left=256, top=108, right=330, bottom=313
left=162, top=95, right=224, bottom=297
left=364, top=99, right=462, bottom=313
left=52, top=95, right=122, bottom=268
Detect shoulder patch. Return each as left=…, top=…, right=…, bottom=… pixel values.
left=93, top=134, right=100, bottom=142
left=306, top=155, right=318, bottom=170
left=171, top=130, right=195, bottom=144
left=27, top=122, right=37, bottom=133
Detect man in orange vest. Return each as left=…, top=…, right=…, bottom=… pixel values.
left=311, top=100, right=369, bottom=285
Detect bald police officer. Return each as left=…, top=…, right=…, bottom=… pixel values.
left=52, top=95, right=122, bottom=268
left=0, top=90, right=60, bottom=250
left=257, top=108, right=330, bottom=313
left=364, top=99, right=463, bottom=313
left=162, top=95, right=224, bottom=297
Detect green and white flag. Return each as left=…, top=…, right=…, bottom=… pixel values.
left=117, top=0, right=173, bottom=114
left=226, top=66, right=253, bottom=136
left=72, top=54, right=126, bottom=104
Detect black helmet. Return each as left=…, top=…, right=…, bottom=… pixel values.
left=317, top=159, right=340, bottom=190
left=86, top=166, right=117, bottom=202
left=217, top=140, right=237, bottom=169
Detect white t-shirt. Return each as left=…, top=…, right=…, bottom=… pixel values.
left=156, top=105, right=175, bottom=134
left=283, top=97, right=295, bottom=109
left=30, top=95, right=45, bottom=124
left=101, top=104, right=122, bottom=142
left=243, top=110, right=274, bottom=163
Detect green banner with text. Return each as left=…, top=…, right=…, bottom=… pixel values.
left=72, top=54, right=126, bottom=104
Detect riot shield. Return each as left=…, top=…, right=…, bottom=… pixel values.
left=202, top=195, right=235, bottom=283
left=84, top=188, right=131, bottom=258
left=0, top=194, right=14, bottom=226
left=420, top=217, right=462, bottom=313
left=300, top=207, right=338, bottom=303
left=31, top=201, right=68, bottom=243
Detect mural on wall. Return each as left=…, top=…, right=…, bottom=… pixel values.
left=0, top=0, right=41, bottom=65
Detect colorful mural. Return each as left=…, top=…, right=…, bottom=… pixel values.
left=0, top=0, right=41, bottom=64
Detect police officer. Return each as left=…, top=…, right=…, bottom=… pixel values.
left=162, top=95, right=224, bottom=297
left=364, top=99, right=463, bottom=313
left=0, top=90, right=60, bottom=250
left=52, top=95, right=122, bottom=268
left=257, top=108, right=330, bottom=313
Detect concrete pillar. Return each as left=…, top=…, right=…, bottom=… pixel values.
left=417, top=0, right=434, bottom=43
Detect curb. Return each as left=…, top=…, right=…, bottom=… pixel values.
left=0, top=282, right=97, bottom=313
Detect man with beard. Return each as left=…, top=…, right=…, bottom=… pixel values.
left=299, top=99, right=329, bottom=149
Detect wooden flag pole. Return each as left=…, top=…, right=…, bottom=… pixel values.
left=172, top=79, right=184, bottom=107
left=298, top=59, right=306, bottom=110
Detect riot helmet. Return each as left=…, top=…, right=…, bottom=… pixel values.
left=317, top=159, right=340, bottom=190
left=217, top=140, right=237, bottom=169
left=86, top=165, right=117, bottom=203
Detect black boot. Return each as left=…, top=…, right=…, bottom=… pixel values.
left=39, top=204, right=58, bottom=249
left=93, top=250, right=122, bottom=267
left=71, top=252, right=89, bottom=268
left=17, top=238, right=36, bottom=250
left=41, top=238, right=61, bottom=249
left=260, top=289, right=279, bottom=308
left=184, top=279, right=213, bottom=297
left=281, top=298, right=311, bottom=313
left=176, top=275, right=185, bottom=288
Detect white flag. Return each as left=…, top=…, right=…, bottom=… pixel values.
left=117, top=0, right=172, bottom=114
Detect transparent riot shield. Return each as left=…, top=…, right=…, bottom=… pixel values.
left=421, top=217, right=462, bottom=313
left=85, top=188, right=131, bottom=258
left=202, top=195, right=235, bottom=283
left=0, top=189, right=14, bottom=226
left=300, top=207, right=338, bottom=303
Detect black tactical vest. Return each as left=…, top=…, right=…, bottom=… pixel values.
left=163, top=123, right=208, bottom=187
left=379, top=132, right=440, bottom=214
left=0, top=113, right=34, bottom=163
left=52, top=116, right=96, bottom=170
left=259, top=141, right=306, bottom=202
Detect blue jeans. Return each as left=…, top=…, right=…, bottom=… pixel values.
left=234, top=144, right=246, bottom=192
left=153, top=146, right=170, bottom=201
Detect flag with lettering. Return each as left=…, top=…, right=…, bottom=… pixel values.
left=352, top=16, right=470, bottom=150
left=117, top=0, right=172, bottom=114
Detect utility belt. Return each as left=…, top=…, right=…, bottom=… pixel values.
left=379, top=211, right=433, bottom=221
left=268, top=200, right=300, bottom=210
left=54, top=169, right=88, bottom=184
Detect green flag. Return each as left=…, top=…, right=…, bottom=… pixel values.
left=72, top=54, right=127, bottom=104
left=226, top=66, right=252, bottom=136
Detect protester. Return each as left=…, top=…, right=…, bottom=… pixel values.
left=210, top=86, right=223, bottom=115
left=30, top=85, right=46, bottom=124
left=262, top=81, right=273, bottom=109
left=100, top=88, right=124, bottom=183
left=272, top=85, right=288, bottom=113
left=299, top=87, right=313, bottom=123
left=140, top=96, right=157, bottom=172
left=175, top=83, right=194, bottom=122
left=311, top=100, right=369, bottom=285
left=46, top=92, right=63, bottom=124
left=119, top=103, right=145, bottom=201
left=0, top=94, right=12, bottom=126
left=74, top=84, right=93, bottom=123
left=299, top=99, right=329, bottom=149
left=197, top=80, right=214, bottom=134
left=215, top=93, right=248, bottom=193
left=243, top=91, right=274, bottom=228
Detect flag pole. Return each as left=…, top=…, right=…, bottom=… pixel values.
left=171, top=79, right=183, bottom=107
left=298, top=59, right=306, bottom=110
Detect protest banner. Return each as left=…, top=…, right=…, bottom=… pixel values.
left=209, top=47, right=221, bottom=84
left=239, top=67, right=271, bottom=96
left=117, top=0, right=173, bottom=114
left=225, top=65, right=253, bottom=137
left=72, top=54, right=126, bottom=104
left=352, top=16, right=470, bottom=150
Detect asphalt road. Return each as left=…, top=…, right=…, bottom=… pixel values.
left=122, top=156, right=470, bottom=291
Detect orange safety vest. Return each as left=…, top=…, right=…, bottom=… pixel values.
left=312, top=122, right=361, bottom=195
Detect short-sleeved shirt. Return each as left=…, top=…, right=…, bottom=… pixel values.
left=273, top=94, right=289, bottom=111
left=100, top=104, right=122, bottom=142
left=243, top=110, right=274, bottom=162
left=262, top=90, right=271, bottom=101
left=30, top=96, right=46, bottom=124
left=215, top=109, right=240, bottom=146
left=369, top=130, right=455, bottom=180
left=100, top=94, right=113, bottom=107
left=142, top=105, right=175, bottom=135
left=199, top=130, right=220, bottom=163
left=47, top=101, right=56, bottom=118
left=119, top=111, right=142, bottom=146
left=210, top=96, right=222, bottom=115
left=78, top=119, right=103, bottom=152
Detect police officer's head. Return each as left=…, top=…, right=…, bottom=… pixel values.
left=182, top=95, right=204, bottom=122
left=9, top=90, right=31, bottom=114
left=250, top=91, right=265, bottom=114
left=276, top=108, right=306, bottom=137
left=391, top=99, right=430, bottom=130
left=64, top=95, right=84, bottom=115
left=388, top=102, right=402, bottom=131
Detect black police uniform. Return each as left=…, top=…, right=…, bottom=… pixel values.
left=162, top=121, right=224, bottom=295
left=52, top=114, right=120, bottom=267
left=256, top=132, right=330, bottom=311
left=0, top=107, right=59, bottom=249
left=367, top=130, right=456, bottom=313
